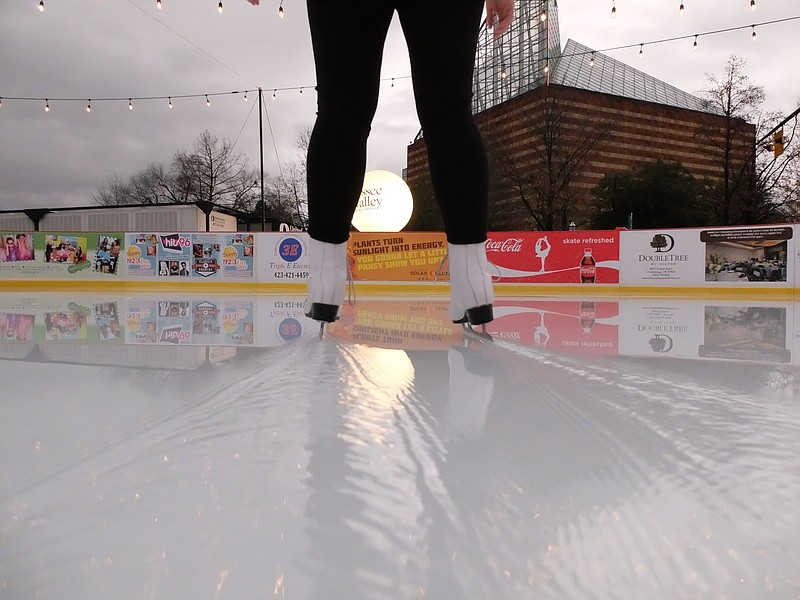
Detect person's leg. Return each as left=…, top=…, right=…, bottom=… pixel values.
left=398, top=1, right=494, bottom=325
left=306, top=0, right=395, bottom=244
left=397, top=0, right=488, bottom=245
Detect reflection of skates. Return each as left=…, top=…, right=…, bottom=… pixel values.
left=448, top=343, right=495, bottom=438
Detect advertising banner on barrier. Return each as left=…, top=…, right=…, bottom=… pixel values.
left=620, top=225, right=793, bottom=287
left=485, top=231, right=620, bottom=284
left=348, top=232, right=449, bottom=281
left=125, top=233, right=255, bottom=280
left=0, top=232, right=123, bottom=280
left=256, top=233, right=310, bottom=283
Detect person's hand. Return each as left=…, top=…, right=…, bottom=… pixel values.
left=486, top=0, right=515, bottom=39
left=246, top=0, right=259, bottom=5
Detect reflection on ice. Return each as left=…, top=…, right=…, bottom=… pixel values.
left=1, top=293, right=800, bottom=598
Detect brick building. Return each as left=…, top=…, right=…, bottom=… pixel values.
left=406, top=16, right=756, bottom=231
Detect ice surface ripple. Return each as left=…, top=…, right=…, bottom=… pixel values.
left=2, top=336, right=799, bottom=599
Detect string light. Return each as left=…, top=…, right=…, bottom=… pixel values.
left=278, top=0, right=284, bottom=18
left=540, top=10, right=547, bottom=22
left=168, top=97, right=173, bottom=109
left=86, top=100, right=92, bottom=113
left=391, top=78, right=395, bottom=87
left=610, top=0, right=616, bottom=19
left=590, top=52, right=596, bottom=66
left=156, top=0, right=162, bottom=9
left=272, top=89, right=277, bottom=101
left=38, top=1, right=44, bottom=12
left=299, top=87, right=303, bottom=96
left=129, top=98, right=133, bottom=110
left=205, top=94, right=211, bottom=106
left=751, top=25, right=757, bottom=41
left=543, top=63, right=549, bottom=74
left=679, top=2, right=685, bottom=16
left=639, top=43, right=644, bottom=57
left=693, top=34, right=698, bottom=50
left=0, top=97, right=2, bottom=109
left=500, top=65, right=508, bottom=79
left=44, top=99, right=50, bottom=112
left=244, top=91, right=248, bottom=102
left=750, top=0, right=756, bottom=11
left=217, top=1, right=223, bottom=15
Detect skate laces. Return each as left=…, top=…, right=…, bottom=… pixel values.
left=346, top=258, right=356, bottom=305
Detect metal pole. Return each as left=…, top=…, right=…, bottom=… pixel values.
left=258, top=87, right=266, bottom=231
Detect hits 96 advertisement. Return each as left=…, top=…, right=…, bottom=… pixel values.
left=124, top=233, right=255, bottom=280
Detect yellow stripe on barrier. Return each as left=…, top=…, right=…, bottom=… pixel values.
left=1, top=279, right=796, bottom=300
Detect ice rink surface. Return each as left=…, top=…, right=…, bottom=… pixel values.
left=1, top=292, right=799, bottom=599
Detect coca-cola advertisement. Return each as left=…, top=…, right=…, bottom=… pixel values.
left=485, top=231, right=620, bottom=284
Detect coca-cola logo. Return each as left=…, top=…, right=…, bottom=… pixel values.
left=485, top=237, right=523, bottom=253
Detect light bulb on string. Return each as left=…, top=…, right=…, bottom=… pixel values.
left=610, top=1, right=616, bottom=19
left=500, top=65, right=508, bottom=79
left=86, top=100, right=92, bottom=113
left=590, top=52, right=596, bottom=67
left=244, top=91, right=248, bottom=102
left=0, top=97, right=3, bottom=109
left=129, top=99, right=133, bottom=110
left=751, top=25, right=757, bottom=41
left=693, top=35, right=698, bottom=50
left=38, top=1, right=44, bottom=12
left=156, top=0, right=162, bottom=9
left=391, top=78, right=395, bottom=88
left=217, top=1, right=223, bottom=14
left=299, top=87, right=303, bottom=96
left=45, top=99, right=50, bottom=112
left=206, top=94, right=211, bottom=106
left=540, top=10, right=547, bottom=22
left=278, top=1, right=284, bottom=18
left=168, top=97, right=173, bottom=109
left=679, top=2, right=684, bottom=15
left=272, top=89, right=277, bottom=100
left=543, top=63, right=549, bottom=74
left=750, top=0, right=756, bottom=11
left=639, top=43, right=643, bottom=58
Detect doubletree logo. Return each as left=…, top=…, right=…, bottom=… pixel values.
left=650, top=234, right=675, bottom=253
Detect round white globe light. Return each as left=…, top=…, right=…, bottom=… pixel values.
left=351, top=170, right=413, bottom=232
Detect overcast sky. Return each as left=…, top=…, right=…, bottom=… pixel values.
left=1, top=0, right=797, bottom=211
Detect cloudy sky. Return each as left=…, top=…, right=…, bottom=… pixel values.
left=1, top=0, right=797, bottom=211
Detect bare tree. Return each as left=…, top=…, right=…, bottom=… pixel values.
left=488, top=96, right=610, bottom=230
left=267, top=128, right=311, bottom=229
left=93, top=131, right=259, bottom=211
left=696, top=55, right=798, bottom=225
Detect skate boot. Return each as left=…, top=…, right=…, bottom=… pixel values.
left=448, top=242, right=494, bottom=326
left=304, top=238, right=348, bottom=324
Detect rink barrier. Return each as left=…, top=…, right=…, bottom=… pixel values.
left=0, top=226, right=796, bottom=296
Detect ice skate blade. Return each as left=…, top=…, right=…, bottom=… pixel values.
left=462, top=322, right=493, bottom=342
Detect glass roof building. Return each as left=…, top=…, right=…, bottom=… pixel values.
left=472, top=0, right=713, bottom=115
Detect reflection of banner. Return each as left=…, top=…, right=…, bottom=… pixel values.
left=349, top=232, right=448, bottom=281
left=327, top=300, right=462, bottom=349
left=486, top=231, right=619, bottom=284
left=487, top=299, right=619, bottom=355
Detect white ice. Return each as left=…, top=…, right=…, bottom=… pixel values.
left=1, top=293, right=799, bottom=599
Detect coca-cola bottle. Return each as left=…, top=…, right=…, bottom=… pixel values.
left=579, top=301, right=596, bottom=335
left=580, top=248, right=596, bottom=283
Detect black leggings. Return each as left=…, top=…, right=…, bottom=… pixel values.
left=306, top=0, right=489, bottom=245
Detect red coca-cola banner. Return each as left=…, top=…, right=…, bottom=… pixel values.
left=485, top=231, right=620, bottom=284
